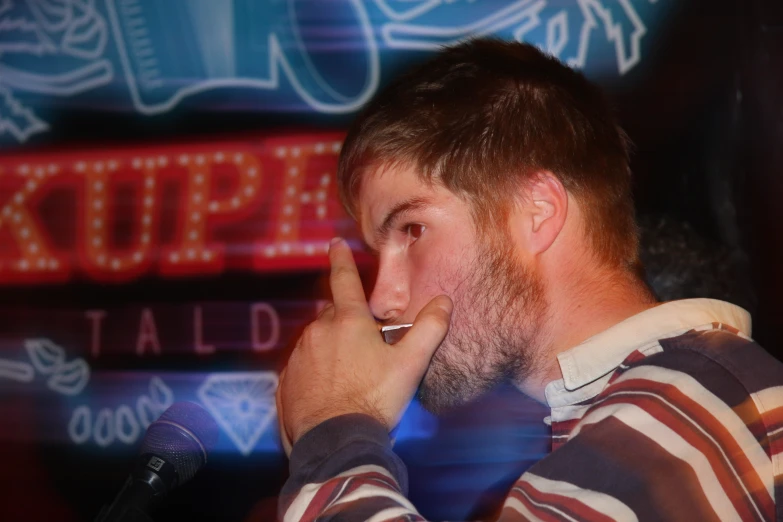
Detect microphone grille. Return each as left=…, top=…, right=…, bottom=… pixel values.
left=140, top=402, right=220, bottom=484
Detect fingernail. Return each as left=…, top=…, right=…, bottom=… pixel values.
left=330, top=237, right=344, bottom=247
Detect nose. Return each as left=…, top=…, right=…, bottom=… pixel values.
left=368, top=257, right=409, bottom=324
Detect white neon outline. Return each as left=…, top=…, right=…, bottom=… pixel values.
left=0, top=85, right=49, bottom=142
left=115, top=404, right=141, bottom=444
left=0, top=60, right=114, bottom=95
left=28, top=0, right=74, bottom=34
left=197, top=371, right=279, bottom=456
left=105, top=0, right=380, bottom=115
left=61, top=0, right=110, bottom=61
left=68, top=405, right=92, bottom=444
left=379, top=0, right=647, bottom=76
left=568, top=0, right=647, bottom=75
left=94, top=407, right=115, bottom=447
left=0, top=358, right=34, bottom=382
left=511, top=1, right=547, bottom=43
left=0, top=14, right=53, bottom=55
left=148, top=375, right=173, bottom=410
left=372, top=0, right=442, bottom=22
left=381, top=0, right=540, bottom=50
left=136, top=394, right=158, bottom=429
left=545, top=10, right=569, bottom=57
left=47, top=357, right=90, bottom=396
left=25, top=338, right=65, bottom=375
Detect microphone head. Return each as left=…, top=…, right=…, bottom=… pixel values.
left=139, top=402, right=220, bottom=485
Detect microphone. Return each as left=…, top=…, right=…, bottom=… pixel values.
left=95, top=401, right=220, bottom=522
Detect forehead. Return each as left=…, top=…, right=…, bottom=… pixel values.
left=356, top=163, right=450, bottom=235
left=358, top=163, right=423, bottom=207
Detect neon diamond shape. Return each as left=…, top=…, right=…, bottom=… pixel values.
left=197, top=372, right=278, bottom=456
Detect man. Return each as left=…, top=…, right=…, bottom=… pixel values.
left=276, top=39, right=783, bottom=521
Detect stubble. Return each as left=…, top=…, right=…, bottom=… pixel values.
left=417, top=237, right=547, bottom=414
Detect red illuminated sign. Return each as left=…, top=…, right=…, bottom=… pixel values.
left=0, top=133, right=364, bottom=284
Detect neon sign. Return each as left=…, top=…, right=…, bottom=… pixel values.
left=0, top=0, right=669, bottom=143
left=0, top=299, right=438, bottom=455
left=0, top=133, right=361, bottom=285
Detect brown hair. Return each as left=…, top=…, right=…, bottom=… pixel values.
left=338, top=38, right=639, bottom=271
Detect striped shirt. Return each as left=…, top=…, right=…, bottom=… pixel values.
left=280, top=299, right=783, bottom=521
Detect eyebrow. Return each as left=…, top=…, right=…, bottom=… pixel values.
left=367, top=196, right=431, bottom=254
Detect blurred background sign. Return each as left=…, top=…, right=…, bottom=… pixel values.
left=0, top=134, right=351, bottom=284
left=1, top=0, right=669, bottom=144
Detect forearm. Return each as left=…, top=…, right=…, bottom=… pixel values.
left=279, top=414, right=425, bottom=522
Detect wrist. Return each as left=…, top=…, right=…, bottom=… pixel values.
left=282, top=412, right=409, bottom=506
left=290, top=413, right=391, bottom=471
left=291, top=399, right=388, bottom=444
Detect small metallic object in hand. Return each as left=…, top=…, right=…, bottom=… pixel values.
left=381, top=324, right=413, bottom=345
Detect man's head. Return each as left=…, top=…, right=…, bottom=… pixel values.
left=337, top=38, right=643, bottom=411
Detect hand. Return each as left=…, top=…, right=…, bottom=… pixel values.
left=276, top=238, right=452, bottom=454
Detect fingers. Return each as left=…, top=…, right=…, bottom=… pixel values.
left=397, top=295, right=453, bottom=365
left=328, top=238, right=369, bottom=315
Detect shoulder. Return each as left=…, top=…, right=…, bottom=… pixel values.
left=519, top=328, right=781, bottom=520
left=640, top=328, right=783, bottom=469
left=656, top=327, right=783, bottom=394
left=601, top=327, right=783, bottom=439
left=622, top=327, right=783, bottom=425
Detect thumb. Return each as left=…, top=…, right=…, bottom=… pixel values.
left=396, top=295, right=453, bottom=370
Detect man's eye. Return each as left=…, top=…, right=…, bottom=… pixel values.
left=406, top=224, right=425, bottom=242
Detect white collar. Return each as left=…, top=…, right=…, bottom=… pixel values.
left=548, top=299, right=751, bottom=400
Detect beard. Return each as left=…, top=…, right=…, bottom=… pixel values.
left=416, top=237, right=546, bottom=414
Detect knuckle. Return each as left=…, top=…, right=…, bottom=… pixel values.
left=301, top=323, right=322, bottom=345
left=333, top=314, right=354, bottom=331
left=334, top=309, right=363, bottom=328
left=331, top=265, right=355, bottom=280
left=330, top=266, right=346, bottom=281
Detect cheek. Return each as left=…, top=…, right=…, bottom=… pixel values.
left=407, top=245, right=470, bottom=312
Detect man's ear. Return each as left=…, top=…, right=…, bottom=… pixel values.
left=509, top=172, right=568, bottom=256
